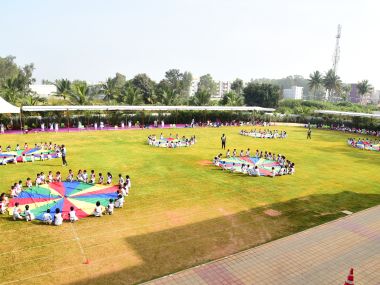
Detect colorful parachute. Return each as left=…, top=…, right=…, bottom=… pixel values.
left=0, top=147, right=60, bottom=165
left=347, top=139, right=380, bottom=152
left=147, top=136, right=196, bottom=148
left=217, top=156, right=282, bottom=176
left=7, top=182, right=119, bottom=220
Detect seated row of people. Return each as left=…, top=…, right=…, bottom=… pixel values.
left=240, top=129, right=287, bottom=139
left=0, top=142, right=61, bottom=152
left=11, top=197, right=122, bottom=226
left=147, top=134, right=196, bottom=147
left=6, top=170, right=131, bottom=198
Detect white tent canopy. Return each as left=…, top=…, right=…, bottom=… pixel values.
left=0, top=97, right=20, bottom=114
left=22, top=105, right=275, bottom=112
left=314, top=110, right=380, bottom=119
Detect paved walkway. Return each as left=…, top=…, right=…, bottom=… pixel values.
left=145, top=206, right=380, bottom=285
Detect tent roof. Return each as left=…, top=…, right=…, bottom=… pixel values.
left=22, top=105, right=275, bottom=112
left=0, top=97, right=20, bottom=114
left=314, top=110, right=380, bottom=119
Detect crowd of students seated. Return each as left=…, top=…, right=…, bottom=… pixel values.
left=213, top=148, right=295, bottom=177
left=0, top=169, right=131, bottom=225
left=147, top=133, right=196, bottom=147
left=347, top=137, right=380, bottom=151
left=0, top=142, right=63, bottom=165
left=240, top=129, right=287, bottom=139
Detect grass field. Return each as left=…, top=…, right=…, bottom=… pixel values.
left=0, top=126, right=379, bottom=285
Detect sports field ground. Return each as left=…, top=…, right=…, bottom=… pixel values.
left=0, top=126, right=379, bottom=285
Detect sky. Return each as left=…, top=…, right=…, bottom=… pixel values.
left=1, top=0, right=379, bottom=88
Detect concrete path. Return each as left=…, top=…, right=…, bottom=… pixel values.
left=145, top=206, right=380, bottom=285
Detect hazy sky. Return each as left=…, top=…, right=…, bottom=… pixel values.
left=1, top=0, right=379, bottom=88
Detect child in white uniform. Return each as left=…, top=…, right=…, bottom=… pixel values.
left=42, top=209, right=53, bottom=224
left=24, top=205, right=35, bottom=222
left=106, top=199, right=114, bottom=215
left=69, top=206, right=79, bottom=222
left=93, top=201, right=102, bottom=217
left=13, top=202, right=23, bottom=220
left=54, top=208, right=63, bottom=226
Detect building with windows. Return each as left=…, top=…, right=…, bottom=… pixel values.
left=212, top=81, right=231, bottom=100
left=283, top=86, right=303, bottom=100
left=189, top=79, right=199, bottom=97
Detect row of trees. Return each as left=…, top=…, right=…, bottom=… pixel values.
left=0, top=55, right=375, bottom=109
left=308, top=69, right=374, bottom=104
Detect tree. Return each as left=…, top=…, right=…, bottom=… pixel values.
left=157, top=69, right=193, bottom=102
left=198, top=74, right=217, bottom=96
left=221, top=91, right=244, bottom=106
left=131, top=74, right=156, bottom=104
left=158, top=89, right=179, bottom=105
left=0, top=56, right=19, bottom=86
left=22, top=93, right=47, bottom=105
left=119, top=84, right=143, bottom=105
left=308, top=71, right=323, bottom=100
left=337, top=84, right=351, bottom=102
left=231, top=78, right=244, bottom=96
left=54, top=79, right=72, bottom=101
left=243, top=82, right=280, bottom=107
left=100, top=77, right=118, bottom=102
left=323, top=69, right=342, bottom=101
left=69, top=82, right=92, bottom=105
left=357, top=80, right=373, bottom=105
left=191, top=90, right=211, bottom=106
left=0, top=77, right=22, bottom=104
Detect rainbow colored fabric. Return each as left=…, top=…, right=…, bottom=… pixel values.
left=149, top=137, right=194, bottom=147
left=0, top=148, right=59, bottom=164
left=348, top=140, right=380, bottom=152
left=217, top=156, right=281, bottom=176
left=8, top=182, right=118, bottom=220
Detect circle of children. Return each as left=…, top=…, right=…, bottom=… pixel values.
left=213, top=148, right=295, bottom=177
left=0, top=169, right=131, bottom=226
left=0, top=142, right=63, bottom=165
left=147, top=133, right=196, bottom=148
left=240, top=129, right=287, bottom=139
left=347, top=137, right=380, bottom=152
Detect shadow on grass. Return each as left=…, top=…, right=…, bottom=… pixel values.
left=68, top=191, right=380, bottom=285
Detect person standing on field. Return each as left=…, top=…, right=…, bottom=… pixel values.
left=61, top=144, right=68, bottom=166
left=221, top=134, right=226, bottom=149
left=307, top=128, right=312, bottom=139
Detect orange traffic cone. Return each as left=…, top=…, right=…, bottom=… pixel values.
left=343, top=268, right=354, bottom=285
left=83, top=258, right=90, bottom=265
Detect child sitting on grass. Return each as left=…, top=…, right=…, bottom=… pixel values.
left=54, top=208, right=63, bottom=226
left=106, top=199, right=114, bottom=215
left=93, top=201, right=102, bottom=217
left=69, top=206, right=79, bottom=222
left=42, top=209, right=53, bottom=225
left=13, top=202, right=23, bottom=220
left=24, top=205, right=35, bottom=222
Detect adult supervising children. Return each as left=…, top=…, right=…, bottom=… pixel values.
left=61, top=144, right=68, bottom=166
left=307, top=128, right=312, bottom=139
left=221, top=134, right=226, bottom=149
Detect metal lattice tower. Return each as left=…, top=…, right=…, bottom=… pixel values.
left=332, top=24, right=342, bottom=74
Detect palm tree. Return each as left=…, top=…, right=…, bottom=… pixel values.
left=54, top=79, right=72, bottom=101
left=119, top=85, right=143, bottom=105
left=22, top=93, right=47, bottom=105
left=159, top=89, right=179, bottom=105
left=100, top=77, right=118, bottom=102
left=191, top=90, right=211, bottom=106
left=323, top=69, right=342, bottom=101
left=357, top=80, right=373, bottom=105
left=222, top=91, right=244, bottom=106
left=308, top=71, right=323, bottom=100
left=69, top=82, right=92, bottom=105
left=0, top=78, right=22, bottom=105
